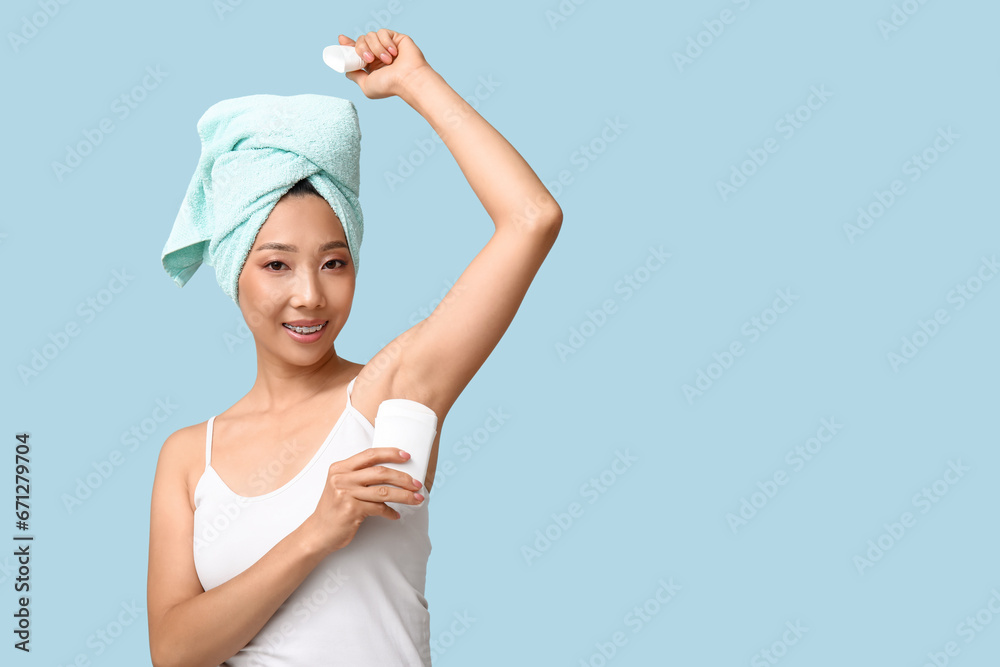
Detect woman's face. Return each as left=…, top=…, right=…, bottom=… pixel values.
left=237, top=194, right=356, bottom=361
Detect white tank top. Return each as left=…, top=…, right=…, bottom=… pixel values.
left=192, top=376, right=433, bottom=666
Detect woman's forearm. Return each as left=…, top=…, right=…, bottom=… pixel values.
left=398, top=65, right=562, bottom=230
left=150, top=518, right=328, bottom=667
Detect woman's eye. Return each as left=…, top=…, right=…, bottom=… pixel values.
left=265, top=260, right=344, bottom=271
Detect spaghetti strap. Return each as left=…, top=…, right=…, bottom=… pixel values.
left=205, top=415, right=216, bottom=472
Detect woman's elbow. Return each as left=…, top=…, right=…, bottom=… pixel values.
left=536, top=199, right=563, bottom=229
left=524, top=201, right=562, bottom=239
left=548, top=201, right=563, bottom=226
left=533, top=206, right=562, bottom=247
left=502, top=199, right=561, bottom=244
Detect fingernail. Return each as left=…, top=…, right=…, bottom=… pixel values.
left=414, top=493, right=424, bottom=501
left=380, top=52, right=391, bottom=63
left=388, top=45, right=397, bottom=55
left=399, top=450, right=409, bottom=458
left=364, top=51, right=374, bottom=62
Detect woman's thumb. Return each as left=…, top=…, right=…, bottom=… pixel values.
left=344, top=67, right=367, bottom=88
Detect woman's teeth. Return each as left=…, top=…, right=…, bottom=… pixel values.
left=283, top=322, right=326, bottom=334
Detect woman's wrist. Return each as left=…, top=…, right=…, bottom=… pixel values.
left=295, top=514, right=331, bottom=561
left=396, top=64, right=440, bottom=107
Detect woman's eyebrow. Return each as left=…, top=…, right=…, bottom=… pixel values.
left=255, top=241, right=348, bottom=253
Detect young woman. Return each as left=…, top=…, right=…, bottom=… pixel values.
left=147, top=30, right=561, bottom=666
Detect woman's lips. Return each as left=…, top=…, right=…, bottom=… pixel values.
left=283, top=319, right=327, bottom=327
left=282, top=320, right=328, bottom=342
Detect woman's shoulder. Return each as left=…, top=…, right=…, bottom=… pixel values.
left=158, top=420, right=205, bottom=462
left=162, top=417, right=212, bottom=453
left=155, top=419, right=212, bottom=509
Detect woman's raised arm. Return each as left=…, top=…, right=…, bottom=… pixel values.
left=342, top=30, right=563, bottom=417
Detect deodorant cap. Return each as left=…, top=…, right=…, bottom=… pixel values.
left=323, top=45, right=366, bottom=73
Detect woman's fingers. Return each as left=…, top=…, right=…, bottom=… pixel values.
left=356, top=33, right=376, bottom=64
left=366, top=499, right=401, bottom=520
left=340, top=29, right=424, bottom=100
left=328, top=451, right=422, bottom=505
left=338, top=30, right=394, bottom=59
left=338, top=446, right=412, bottom=472
left=374, top=28, right=397, bottom=62
left=359, top=464, right=422, bottom=494
left=358, top=29, right=396, bottom=65
left=351, top=463, right=423, bottom=505
left=359, top=480, right=424, bottom=505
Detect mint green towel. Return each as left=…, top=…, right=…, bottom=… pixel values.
left=161, top=94, right=364, bottom=305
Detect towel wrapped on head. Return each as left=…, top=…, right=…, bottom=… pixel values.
left=161, top=93, right=364, bottom=306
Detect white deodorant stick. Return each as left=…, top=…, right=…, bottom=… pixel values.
left=370, top=399, right=437, bottom=512
left=322, top=44, right=367, bottom=73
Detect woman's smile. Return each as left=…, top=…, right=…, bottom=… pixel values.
left=282, top=320, right=329, bottom=341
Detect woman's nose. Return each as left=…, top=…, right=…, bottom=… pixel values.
left=290, top=269, right=325, bottom=307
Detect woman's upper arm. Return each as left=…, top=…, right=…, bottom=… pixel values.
left=147, top=427, right=205, bottom=649
left=389, top=216, right=561, bottom=415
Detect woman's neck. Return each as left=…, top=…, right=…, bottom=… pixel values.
left=244, top=349, right=355, bottom=414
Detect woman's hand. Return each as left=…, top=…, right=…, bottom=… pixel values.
left=338, top=29, right=430, bottom=100
left=304, top=447, right=425, bottom=556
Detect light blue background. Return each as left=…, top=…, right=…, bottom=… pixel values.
left=3, top=0, right=999, bottom=665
